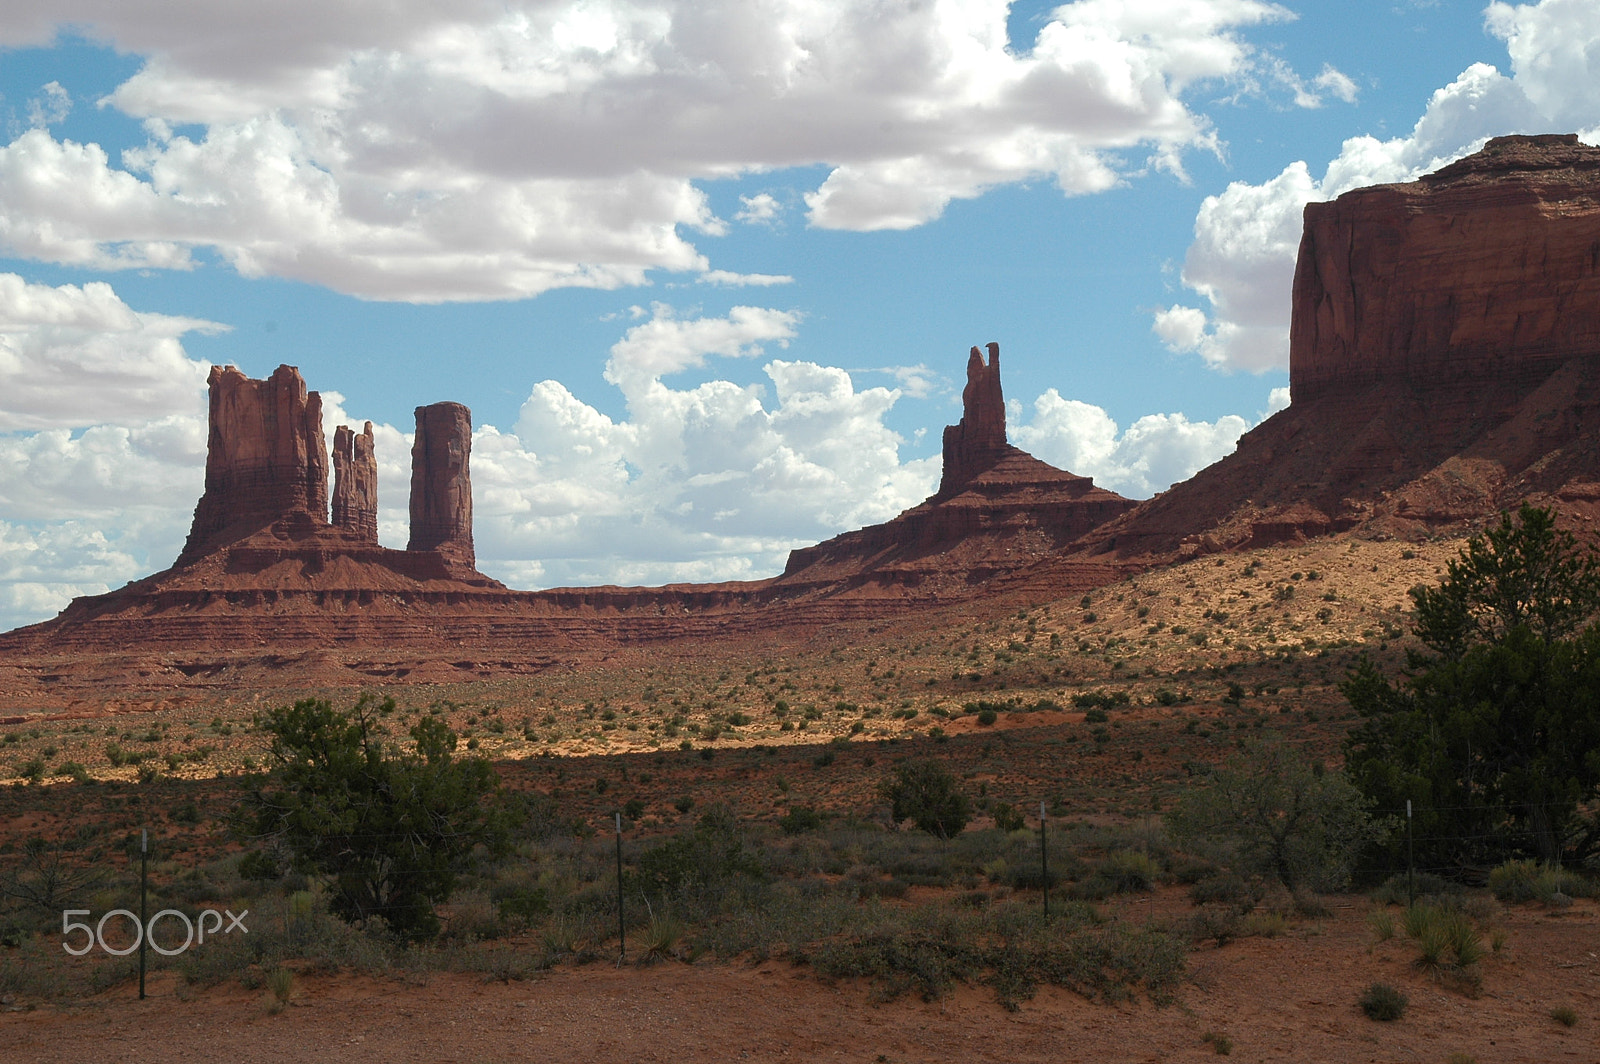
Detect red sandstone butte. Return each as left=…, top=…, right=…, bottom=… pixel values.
left=180, top=364, right=329, bottom=562
left=0, top=346, right=1135, bottom=683
left=775, top=342, right=1135, bottom=596
left=1073, top=133, right=1600, bottom=563
left=408, top=402, right=475, bottom=570
left=332, top=422, right=379, bottom=543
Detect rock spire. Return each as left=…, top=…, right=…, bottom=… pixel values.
left=938, top=341, right=1007, bottom=494
left=331, top=421, right=379, bottom=542
left=407, top=402, right=475, bottom=568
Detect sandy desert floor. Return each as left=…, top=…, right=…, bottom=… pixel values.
left=3, top=891, right=1597, bottom=1064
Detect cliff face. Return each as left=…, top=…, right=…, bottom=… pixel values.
left=180, top=365, right=329, bottom=561
left=407, top=402, right=475, bottom=570
left=1292, top=134, right=1600, bottom=401
left=332, top=422, right=379, bottom=543
left=1077, top=133, right=1600, bottom=562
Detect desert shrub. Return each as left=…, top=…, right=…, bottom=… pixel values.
left=0, top=836, right=106, bottom=916
left=1405, top=903, right=1484, bottom=974
left=1372, top=871, right=1458, bottom=906
left=1359, top=981, right=1408, bottom=1021
left=1550, top=1005, right=1579, bottom=1027
left=1368, top=908, right=1396, bottom=941
left=242, top=694, right=510, bottom=942
left=639, top=913, right=686, bottom=963
left=1487, top=858, right=1592, bottom=904
left=490, top=869, right=551, bottom=925
left=1096, top=850, right=1160, bottom=893
left=976, top=708, right=998, bottom=726
left=633, top=806, right=762, bottom=898
left=992, top=802, right=1026, bottom=833
left=1187, top=904, right=1241, bottom=947
left=1238, top=911, right=1287, bottom=938
left=878, top=759, right=971, bottom=839
left=1167, top=740, right=1377, bottom=892
left=778, top=805, right=824, bottom=836
left=1189, top=873, right=1259, bottom=911
left=443, top=890, right=503, bottom=942
left=806, top=900, right=1180, bottom=1010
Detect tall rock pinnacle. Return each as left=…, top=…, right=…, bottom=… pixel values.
left=938, top=341, right=1007, bottom=494
left=331, top=421, right=379, bottom=543
left=181, top=364, right=328, bottom=561
left=407, top=402, right=475, bottom=568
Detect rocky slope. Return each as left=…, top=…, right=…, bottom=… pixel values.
left=1072, top=133, right=1600, bottom=563
left=772, top=343, right=1135, bottom=596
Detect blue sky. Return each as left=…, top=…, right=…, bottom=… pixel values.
left=0, top=0, right=1596, bottom=629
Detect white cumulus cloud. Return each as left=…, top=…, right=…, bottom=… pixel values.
left=0, top=0, right=1320, bottom=301
left=472, top=306, right=939, bottom=588
left=1012, top=388, right=1258, bottom=497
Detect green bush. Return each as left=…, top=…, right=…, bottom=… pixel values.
left=242, top=694, right=509, bottom=942
left=1167, top=740, right=1377, bottom=892
left=634, top=806, right=762, bottom=897
left=878, top=759, right=972, bottom=839
left=1189, top=873, right=1259, bottom=911
left=778, top=805, right=824, bottom=836
left=1487, top=859, right=1592, bottom=904
left=1359, top=982, right=1408, bottom=1021
left=992, top=802, right=1026, bottom=833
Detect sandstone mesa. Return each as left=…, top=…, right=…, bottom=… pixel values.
left=4, top=134, right=1600, bottom=689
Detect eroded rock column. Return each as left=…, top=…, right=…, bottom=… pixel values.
left=332, top=421, right=379, bottom=543
left=938, top=341, right=1007, bottom=494
left=181, top=364, right=328, bottom=560
left=407, top=402, right=474, bottom=568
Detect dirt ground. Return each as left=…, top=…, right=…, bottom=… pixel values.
left=3, top=893, right=1596, bottom=1064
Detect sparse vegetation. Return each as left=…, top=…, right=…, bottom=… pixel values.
left=1359, top=981, right=1408, bottom=1021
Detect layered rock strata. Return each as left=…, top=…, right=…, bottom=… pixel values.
left=180, top=365, right=329, bottom=562
left=332, top=422, right=378, bottom=543
left=1075, top=133, right=1600, bottom=562
left=1293, top=134, right=1600, bottom=401
left=407, top=402, right=475, bottom=569
left=0, top=346, right=1138, bottom=673
left=776, top=341, right=1136, bottom=594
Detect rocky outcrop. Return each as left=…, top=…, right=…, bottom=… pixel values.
left=1292, top=134, right=1600, bottom=402
left=1074, top=134, right=1600, bottom=562
left=775, top=342, right=1135, bottom=594
left=939, top=342, right=1007, bottom=493
left=332, top=422, right=378, bottom=543
left=180, top=365, right=329, bottom=562
left=407, top=402, right=475, bottom=569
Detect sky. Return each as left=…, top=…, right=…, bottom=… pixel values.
left=0, top=0, right=1598, bottom=630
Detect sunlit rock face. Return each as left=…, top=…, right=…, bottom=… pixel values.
left=1292, top=134, right=1600, bottom=402
left=332, top=421, right=379, bottom=544
left=1076, top=134, right=1600, bottom=562
left=779, top=341, right=1135, bottom=594
left=407, top=402, right=476, bottom=572
left=181, top=364, right=329, bottom=563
